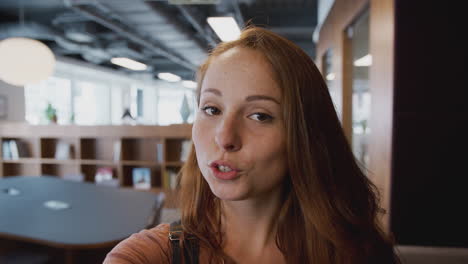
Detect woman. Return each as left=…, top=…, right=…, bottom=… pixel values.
left=104, top=27, right=400, bottom=263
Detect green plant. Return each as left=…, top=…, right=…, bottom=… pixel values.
left=45, top=102, right=57, bottom=123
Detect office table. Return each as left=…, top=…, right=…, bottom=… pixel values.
left=0, top=175, right=159, bottom=263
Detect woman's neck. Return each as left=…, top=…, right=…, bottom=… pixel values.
left=220, top=188, right=285, bottom=263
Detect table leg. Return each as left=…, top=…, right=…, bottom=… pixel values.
left=65, top=249, right=74, bottom=264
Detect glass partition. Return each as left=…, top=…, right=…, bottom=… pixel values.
left=349, top=9, right=371, bottom=167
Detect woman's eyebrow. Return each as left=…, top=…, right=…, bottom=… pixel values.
left=202, top=88, right=222, bottom=96
left=245, top=95, right=280, bottom=105
left=202, top=88, right=280, bottom=105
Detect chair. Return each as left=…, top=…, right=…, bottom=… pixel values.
left=146, top=192, right=166, bottom=229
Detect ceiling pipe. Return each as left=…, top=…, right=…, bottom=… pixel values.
left=64, top=0, right=197, bottom=71
left=0, top=22, right=111, bottom=64
left=175, top=5, right=218, bottom=47
left=231, top=0, right=245, bottom=28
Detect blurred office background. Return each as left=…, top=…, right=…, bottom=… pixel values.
left=1, top=0, right=467, bottom=263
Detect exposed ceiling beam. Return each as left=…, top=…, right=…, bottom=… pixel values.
left=175, top=5, right=218, bottom=47
left=65, top=0, right=197, bottom=71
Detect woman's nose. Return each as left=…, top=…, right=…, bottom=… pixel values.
left=214, top=116, right=242, bottom=152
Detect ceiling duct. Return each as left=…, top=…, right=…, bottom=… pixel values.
left=0, top=22, right=121, bottom=65
left=64, top=0, right=208, bottom=71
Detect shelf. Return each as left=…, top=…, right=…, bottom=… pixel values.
left=41, top=163, right=80, bottom=178
left=41, top=158, right=78, bottom=164
left=80, top=138, right=117, bottom=161
left=166, top=139, right=191, bottom=163
left=41, top=138, right=78, bottom=159
left=121, top=160, right=160, bottom=166
left=3, top=163, right=41, bottom=176
left=1, top=158, right=40, bottom=164
left=80, top=159, right=116, bottom=166
left=121, top=138, right=164, bottom=163
left=165, top=161, right=184, bottom=167
left=0, top=125, right=191, bottom=197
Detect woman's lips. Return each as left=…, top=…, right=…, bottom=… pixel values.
left=210, top=161, right=240, bottom=180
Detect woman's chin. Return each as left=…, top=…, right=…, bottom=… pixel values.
left=208, top=184, right=249, bottom=201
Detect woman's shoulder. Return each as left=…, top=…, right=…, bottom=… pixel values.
left=103, top=223, right=172, bottom=264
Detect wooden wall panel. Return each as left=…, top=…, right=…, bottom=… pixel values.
left=316, top=0, right=395, bottom=232
left=368, top=0, right=395, bottom=232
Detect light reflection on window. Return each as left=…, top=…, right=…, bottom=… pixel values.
left=350, top=9, right=371, bottom=167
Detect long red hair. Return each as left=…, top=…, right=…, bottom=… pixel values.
left=177, top=27, right=399, bottom=263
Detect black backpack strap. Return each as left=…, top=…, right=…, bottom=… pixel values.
left=169, top=220, right=199, bottom=264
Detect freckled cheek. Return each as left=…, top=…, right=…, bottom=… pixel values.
left=192, top=119, right=214, bottom=165
left=249, top=136, right=286, bottom=169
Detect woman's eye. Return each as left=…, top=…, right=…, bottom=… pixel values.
left=201, top=106, right=220, bottom=116
left=249, top=113, right=273, bottom=122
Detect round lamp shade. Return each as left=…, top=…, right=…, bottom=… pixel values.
left=0, top=37, right=55, bottom=86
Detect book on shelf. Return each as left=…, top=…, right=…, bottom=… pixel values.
left=95, top=167, right=113, bottom=183
left=113, top=140, right=121, bottom=162
left=16, top=141, right=30, bottom=158
left=6, top=140, right=30, bottom=159
left=180, top=139, right=192, bottom=162
left=132, top=167, right=151, bottom=190
left=9, top=140, right=19, bottom=160
left=156, top=142, right=164, bottom=163
left=55, top=142, right=72, bottom=160
left=162, top=170, right=169, bottom=189
left=2, top=140, right=11, bottom=160
left=163, top=169, right=179, bottom=190
left=169, top=170, right=178, bottom=190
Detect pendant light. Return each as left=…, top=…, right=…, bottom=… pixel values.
left=0, top=1, right=55, bottom=86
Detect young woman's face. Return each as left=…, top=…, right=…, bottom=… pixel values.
left=192, top=47, right=287, bottom=201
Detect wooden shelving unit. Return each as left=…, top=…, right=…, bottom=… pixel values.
left=0, top=123, right=192, bottom=207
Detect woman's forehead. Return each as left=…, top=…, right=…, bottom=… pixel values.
left=201, top=47, right=281, bottom=98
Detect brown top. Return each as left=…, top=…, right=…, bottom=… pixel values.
left=103, top=223, right=213, bottom=264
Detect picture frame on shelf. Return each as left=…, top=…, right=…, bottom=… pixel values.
left=132, top=167, right=151, bottom=190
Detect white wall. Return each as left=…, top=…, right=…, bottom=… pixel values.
left=0, top=80, right=25, bottom=122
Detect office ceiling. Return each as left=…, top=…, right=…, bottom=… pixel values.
left=0, top=0, right=317, bottom=81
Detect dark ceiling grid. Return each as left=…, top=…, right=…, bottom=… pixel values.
left=0, top=0, right=318, bottom=80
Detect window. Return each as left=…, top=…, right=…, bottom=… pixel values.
left=157, top=88, right=196, bottom=125
left=25, top=76, right=72, bottom=124
left=73, top=81, right=111, bottom=125
left=24, top=60, right=196, bottom=126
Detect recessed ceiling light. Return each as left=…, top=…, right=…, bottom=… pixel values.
left=110, top=57, right=147, bottom=71
left=207, top=17, right=241, bottom=42
left=158, top=72, right=181, bottom=82
left=182, top=80, right=197, bottom=89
